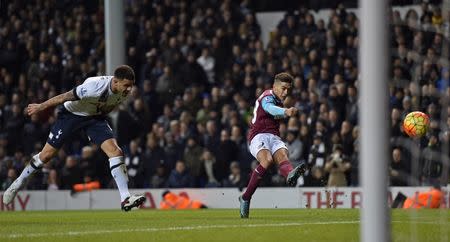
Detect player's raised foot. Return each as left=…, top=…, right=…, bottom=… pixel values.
left=2, top=178, right=24, bottom=205
left=121, top=194, right=146, bottom=212
left=287, top=162, right=307, bottom=187
left=239, top=196, right=250, bottom=218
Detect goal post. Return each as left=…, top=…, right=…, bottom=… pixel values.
left=359, top=0, right=390, bottom=241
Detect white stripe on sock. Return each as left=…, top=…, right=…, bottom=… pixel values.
left=17, top=153, right=44, bottom=181
left=32, top=153, right=44, bottom=167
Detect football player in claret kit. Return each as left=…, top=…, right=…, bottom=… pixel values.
left=239, top=72, right=306, bottom=218
left=3, top=65, right=146, bottom=211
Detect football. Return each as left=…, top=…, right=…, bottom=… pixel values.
left=402, top=111, right=430, bottom=138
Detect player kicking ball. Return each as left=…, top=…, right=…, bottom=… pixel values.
left=3, top=65, right=145, bottom=211
left=239, top=72, right=306, bottom=218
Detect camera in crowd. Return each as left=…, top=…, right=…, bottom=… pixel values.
left=330, top=144, right=346, bottom=168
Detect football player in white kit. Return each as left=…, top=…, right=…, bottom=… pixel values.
left=2, top=65, right=146, bottom=211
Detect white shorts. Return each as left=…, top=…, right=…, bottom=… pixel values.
left=248, top=133, right=288, bottom=159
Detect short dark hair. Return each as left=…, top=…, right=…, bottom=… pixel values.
left=274, top=72, right=294, bottom=84
left=114, top=65, right=135, bottom=81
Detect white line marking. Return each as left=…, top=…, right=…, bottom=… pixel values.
left=3, top=220, right=449, bottom=239
left=4, top=221, right=360, bottom=239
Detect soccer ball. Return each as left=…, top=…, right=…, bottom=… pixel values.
left=402, top=111, right=430, bottom=138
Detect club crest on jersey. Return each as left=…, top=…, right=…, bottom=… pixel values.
left=49, top=129, right=63, bottom=140
left=80, top=87, right=87, bottom=97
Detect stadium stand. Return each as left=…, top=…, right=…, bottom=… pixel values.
left=0, top=0, right=448, bottom=191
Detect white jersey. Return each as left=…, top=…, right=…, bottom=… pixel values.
left=64, top=76, right=127, bottom=116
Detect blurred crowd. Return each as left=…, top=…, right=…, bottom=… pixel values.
left=0, top=0, right=449, bottom=192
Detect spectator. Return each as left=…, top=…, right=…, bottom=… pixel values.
left=183, top=136, right=204, bottom=186
left=197, top=47, right=215, bottom=85
left=59, top=156, right=83, bottom=190
left=303, top=166, right=326, bottom=187
left=109, top=105, right=140, bottom=147
left=142, top=134, right=166, bottom=187
left=141, top=79, right=158, bottom=123
left=285, top=130, right=303, bottom=167
left=202, top=149, right=219, bottom=187
left=124, top=140, right=144, bottom=188
left=421, top=134, right=442, bottom=186
left=163, top=132, right=183, bottom=171
left=130, top=98, right=151, bottom=135
left=390, top=148, right=410, bottom=186
left=299, top=125, right=312, bottom=161
left=156, top=65, right=180, bottom=104
left=21, top=114, right=49, bottom=155
left=1, top=168, right=17, bottom=190
left=215, top=129, right=239, bottom=181
left=4, top=104, right=25, bottom=152
left=223, top=161, right=246, bottom=188
left=47, top=169, right=59, bottom=190
left=340, top=120, right=354, bottom=156
left=150, top=162, right=168, bottom=188
left=167, top=160, right=194, bottom=188
left=202, top=120, right=220, bottom=154
left=196, top=95, right=213, bottom=125
left=324, top=145, right=351, bottom=187
left=350, top=134, right=360, bottom=186
left=180, top=51, right=208, bottom=90
left=308, top=133, right=327, bottom=168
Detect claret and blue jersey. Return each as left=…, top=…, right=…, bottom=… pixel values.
left=261, top=94, right=286, bottom=119
left=247, top=89, right=286, bottom=142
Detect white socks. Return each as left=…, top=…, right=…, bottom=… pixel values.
left=17, top=154, right=131, bottom=203
left=17, top=153, right=44, bottom=182
left=109, top=156, right=131, bottom=202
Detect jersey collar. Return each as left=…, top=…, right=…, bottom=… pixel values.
left=269, top=90, right=281, bottom=102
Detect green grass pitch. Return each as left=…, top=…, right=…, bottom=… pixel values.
left=0, top=209, right=448, bottom=242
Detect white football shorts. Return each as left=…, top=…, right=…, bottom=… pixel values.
left=248, top=133, right=287, bottom=159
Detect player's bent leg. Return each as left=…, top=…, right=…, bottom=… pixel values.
left=273, top=148, right=293, bottom=178
left=242, top=149, right=272, bottom=200
left=101, top=138, right=144, bottom=211
left=256, top=148, right=274, bottom=169
left=239, top=149, right=273, bottom=218
left=273, top=148, right=306, bottom=187
left=3, top=144, right=57, bottom=205
left=100, top=138, right=123, bottom=157
left=39, top=143, right=59, bottom=162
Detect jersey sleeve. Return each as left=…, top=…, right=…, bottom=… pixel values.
left=74, top=78, right=103, bottom=99
left=261, top=95, right=286, bottom=117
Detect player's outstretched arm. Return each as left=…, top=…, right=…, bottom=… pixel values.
left=261, top=96, right=287, bottom=117
left=284, top=107, right=298, bottom=117
left=27, top=90, right=77, bottom=116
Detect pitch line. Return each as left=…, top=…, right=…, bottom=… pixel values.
left=4, top=220, right=449, bottom=239
left=5, top=220, right=359, bottom=239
